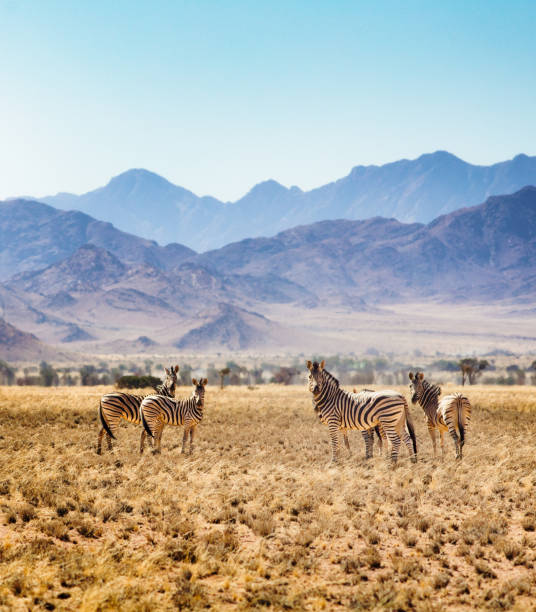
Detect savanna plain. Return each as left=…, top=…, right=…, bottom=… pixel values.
left=1, top=384, right=536, bottom=611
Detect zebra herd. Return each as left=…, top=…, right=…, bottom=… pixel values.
left=96, top=360, right=471, bottom=465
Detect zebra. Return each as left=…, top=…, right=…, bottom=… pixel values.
left=140, top=378, right=208, bottom=454
left=307, top=360, right=417, bottom=465
left=97, top=365, right=179, bottom=454
left=409, top=371, right=471, bottom=459
left=312, top=390, right=384, bottom=459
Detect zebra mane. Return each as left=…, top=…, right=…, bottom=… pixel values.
left=422, top=378, right=441, bottom=396
left=322, top=368, right=340, bottom=388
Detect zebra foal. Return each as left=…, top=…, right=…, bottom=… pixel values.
left=307, top=360, right=416, bottom=465
left=97, top=365, right=179, bottom=454
left=140, top=378, right=207, bottom=454
left=408, top=371, right=471, bottom=460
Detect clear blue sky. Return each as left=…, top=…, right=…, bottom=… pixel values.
left=1, top=0, right=535, bottom=201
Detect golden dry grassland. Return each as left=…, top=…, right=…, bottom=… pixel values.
left=1, top=384, right=536, bottom=611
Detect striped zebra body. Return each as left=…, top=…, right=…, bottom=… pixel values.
left=409, top=371, right=471, bottom=459
left=307, top=360, right=417, bottom=465
left=313, top=391, right=384, bottom=458
left=140, top=378, right=207, bottom=454
left=97, top=365, right=179, bottom=454
left=438, top=392, right=471, bottom=460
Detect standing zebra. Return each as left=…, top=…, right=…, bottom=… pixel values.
left=312, top=390, right=384, bottom=459
left=307, top=360, right=416, bottom=465
left=97, top=365, right=179, bottom=454
left=409, top=371, right=471, bottom=460
left=140, top=378, right=207, bottom=454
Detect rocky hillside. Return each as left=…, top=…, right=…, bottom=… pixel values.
left=0, top=198, right=195, bottom=280
left=41, top=152, right=536, bottom=250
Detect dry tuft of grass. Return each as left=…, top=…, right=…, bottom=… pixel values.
left=1, top=383, right=536, bottom=609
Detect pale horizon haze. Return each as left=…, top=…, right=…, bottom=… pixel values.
left=1, top=0, right=535, bottom=201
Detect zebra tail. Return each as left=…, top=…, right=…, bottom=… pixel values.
left=99, top=400, right=116, bottom=440
left=141, top=407, right=155, bottom=439
left=404, top=403, right=417, bottom=455
left=457, top=397, right=465, bottom=445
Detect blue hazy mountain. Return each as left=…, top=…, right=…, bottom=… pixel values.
left=41, top=152, right=536, bottom=251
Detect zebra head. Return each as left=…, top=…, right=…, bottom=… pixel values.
left=192, top=378, right=208, bottom=407
left=163, top=365, right=179, bottom=395
left=408, top=371, right=424, bottom=404
left=306, top=359, right=325, bottom=395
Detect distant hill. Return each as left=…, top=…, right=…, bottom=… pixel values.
left=0, top=317, right=68, bottom=361
left=1, top=186, right=535, bottom=352
left=0, top=198, right=195, bottom=280
left=194, top=186, right=536, bottom=303
left=41, top=152, right=536, bottom=250
left=174, top=303, right=286, bottom=351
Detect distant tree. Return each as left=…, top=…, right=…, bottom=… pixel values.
left=459, top=358, right=489, bottom=385
left=40, top=361, right=59, bottom=387
left=219, top=367, right=231, bottom=389
left=116, top=374, right=162, bottom=390
left=0, top=360, right=16, bottom=385
left=80, top=365, right=98, bottom=386
left=250, top=368, right=264, bottom=385
left=506, top=365, right=526, bottom=385
left=430, top=359, right=460, bottom=372
left=178, top=364, right=193, bottom=386
left=271, top=367, right=298, bottom=385
left=530, top=360, right=536, bottom=385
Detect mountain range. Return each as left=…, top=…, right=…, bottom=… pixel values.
left=1, top=185, right=535, bottom=356
left=40, top=151, right=536, bottom=251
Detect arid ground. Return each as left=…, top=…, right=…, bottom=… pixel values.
left=1, top=384, right=536, bottom=610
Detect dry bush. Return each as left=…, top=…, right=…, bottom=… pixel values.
left=1, top=383, right=536, bottom=609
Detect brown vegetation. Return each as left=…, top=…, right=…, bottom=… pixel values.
left=1, top=384, right=536, bottom=610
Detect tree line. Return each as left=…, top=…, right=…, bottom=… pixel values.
left=0, top=357, right=535, bottom=387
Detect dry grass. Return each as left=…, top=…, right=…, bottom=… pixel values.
left=1, top=384, right=536, bottom=610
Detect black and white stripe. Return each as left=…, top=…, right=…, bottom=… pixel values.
left=307, top=360, right=417, bottom=465
left=140, top=378, right=207, bottom=454
left=409, top=371, right=472, bottom=459
left=97, top=365, right=179, bottom=454
left=312, top=388, right=385, bottom=459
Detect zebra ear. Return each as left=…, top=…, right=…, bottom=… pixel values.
left=418, top=372, right=424, bottom=380
left=165, top=367, right=170, bottom=376
left=320, top=360, right=325, bottom=370
left=174, top=365, right=179, bottom=373
left=306, top=360, right=313, bottom=371
left=192, top=378, right=197, bottom=385
left=202, top=378, right=208, bottom=386
left=409, top=372, right=414, bottom=380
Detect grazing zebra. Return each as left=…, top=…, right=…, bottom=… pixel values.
left=307, top=360, right=416, bottom=465
left=97, top=365, right=179, bottom=454
left=140, top=378, right=208, bottom=454
left=408, top=371, right=471, bottom=459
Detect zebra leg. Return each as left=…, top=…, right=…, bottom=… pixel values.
left=402, top=428, right=417, bottom=463
left=447, top=423, right=461, bottom=460
left=182, top=425, right=189, bottom=454
left=428, top=424, right=437, bottom=457
left=189, top=426, right=195, bottom=455
left=384, top=427, right=402, bottom=466
left=97, top=428, right=105, bottom=454
left=439, top=429, right=445, bottom=456
left=343, top=432, right=351, bottom=455
left=375, top=425, right=385, bottom=456
left=140, top=430, right=146, bottom=454
left=361, top=430, right=373, bottom=459
left=327, top=421, right=340, bottom=464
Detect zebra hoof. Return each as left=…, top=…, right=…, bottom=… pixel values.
left=96, top=449, right=101, bottom=455
left=411, top=456, right=417, bottom=464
